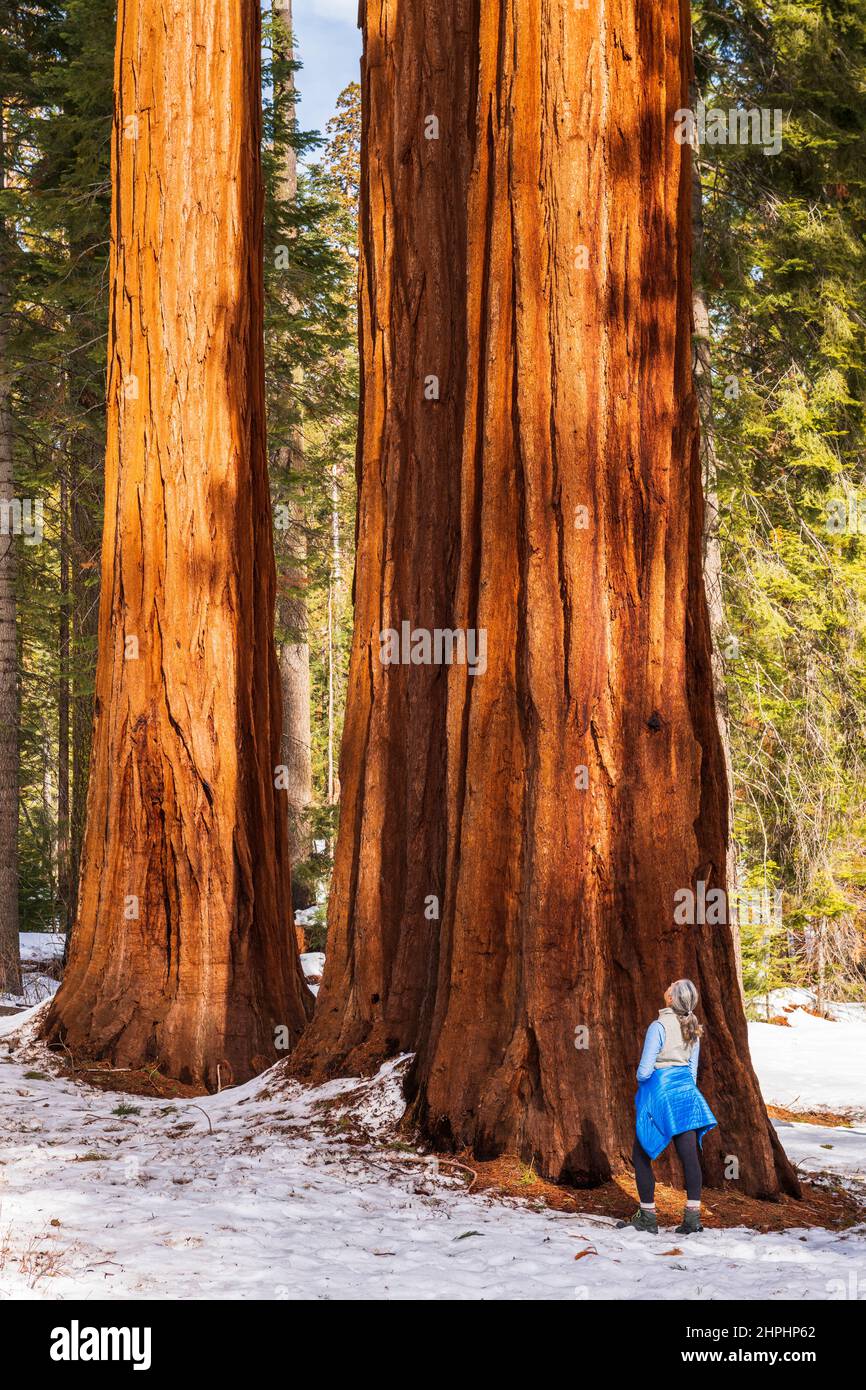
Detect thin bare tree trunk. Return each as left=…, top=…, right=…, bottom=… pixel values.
left=45, top=0, right=311, bottom=1086
left=816, top=917, right=826, bottom=1017
left=294, top=0, right=797, bottom=1200
left=0, top=101, right=21, bottom=994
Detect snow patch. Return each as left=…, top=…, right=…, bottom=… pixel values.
left=748, top=1002, right=866, bottom=1119
left=299, top=952, right=325, bottom=996
left=19, top=932, right=66, bottom=965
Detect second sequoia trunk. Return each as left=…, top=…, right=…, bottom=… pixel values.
left=295, top=0, right=798, bottom=1198
left=44, top=0, right=311, bottom=1087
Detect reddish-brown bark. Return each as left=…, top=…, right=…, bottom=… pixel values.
left=293, top=0, right=797, bottom=1200
left=291, top=0, right=473, bottom=1068
left=44, top=0, right=311, bottom=1087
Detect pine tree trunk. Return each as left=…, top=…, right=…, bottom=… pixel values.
left=326, top=576, right=335, bottom=807
left=294, top=0, right=797, bottom=1199
left=277, top=493, right=312, bottom=875
left=277, top=492, right=312, bottom=879
left=327, top=461, right=341, bottom=809
left=45, top=0, right=311, bottom=1086
left=58, top=469, right=72, bottom=933
left=273, top=0, right=313, bottom=875
left=70, top=426, right=101, bottom=933
left=690, top=84, right=742, bottom=992
left=0, top=102, right=21, bottom=994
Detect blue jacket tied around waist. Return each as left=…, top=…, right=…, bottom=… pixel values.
left=635, top=1067, right=717, bottom=1159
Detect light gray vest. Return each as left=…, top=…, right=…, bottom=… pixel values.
left=655, top=1007, right=695, bottom=1068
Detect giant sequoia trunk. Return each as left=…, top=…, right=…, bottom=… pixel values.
left=291, top=0, right=472, bottom=1071
left=294, top=0, right=797, bottom=1199
left=45, top=0, right=311, bottom=1086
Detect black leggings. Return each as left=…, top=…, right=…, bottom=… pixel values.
left=632, top=1129, right=702, bottom=1203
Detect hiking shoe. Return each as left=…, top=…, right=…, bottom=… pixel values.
left=675, top=1208, right=703, bottom=1235
left=616, top=1207, right=658, bottom=1234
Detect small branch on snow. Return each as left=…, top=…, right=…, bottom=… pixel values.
left=186, top=1104, right=214, bottom=1136
left=385, top=1152, right=478, bottom=1192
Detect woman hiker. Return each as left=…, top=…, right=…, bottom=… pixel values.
left=617, top=978, right=717, bottom=1236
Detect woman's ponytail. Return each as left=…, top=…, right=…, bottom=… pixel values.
left=669, top=978, right=704, bottom=1046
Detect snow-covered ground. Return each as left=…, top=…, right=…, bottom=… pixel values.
left=0, top=933, right=64, bottom=1010
left=0, top=994, right=864, bottom=1301
left=16, top=933, right=66, bottom=965
left=300, top=951, right=325, bottom=996
left=3, top=936, right=320, bottom=1010
left=748, top=990, right=866, bottom=1120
